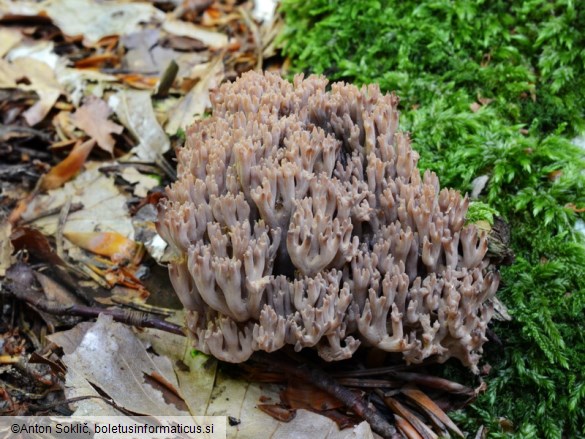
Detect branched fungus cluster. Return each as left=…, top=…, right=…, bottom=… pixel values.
left=157, top=71, right=499, bottom=372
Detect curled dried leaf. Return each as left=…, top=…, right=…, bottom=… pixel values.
left=40, top=139, right=96, bottom=191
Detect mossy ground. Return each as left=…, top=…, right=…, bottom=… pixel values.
left=278, top=1, right=585, bottom=437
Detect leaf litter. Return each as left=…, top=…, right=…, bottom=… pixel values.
left=0, top=0, right=469, bottom=436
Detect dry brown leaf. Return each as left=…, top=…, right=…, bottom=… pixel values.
left=257, top=404, right=296, bottom=422
left=401, top=388, right=464, bottom=438
left=47, top=322, right=94, bottom=354
left=34, top=271, right=83, bottom=305
left=566, top=203, right=585, bottom=213
left=71, top=96, right=123, bottom=154
left=118, top=73, right=159, bottom=90
left=10, top=226, right=65, bottom=267
left=394, top=414, right=424, bottom=439
left=281, top=381, right=344, bottom=411
left=120, top=167, right=159, bottom=197
left=383, top=396, right=438, bottom=439
left=162, top=19, right=229, bottom=49
left=40, top=139, right=96, bottom=190
left=470, top=102, right=482, bottom=113
left=205, top=370, right=375, bottom=438
left=73, top=53, right=120, bottom=68
left=121, top=30, right=180, bottom=76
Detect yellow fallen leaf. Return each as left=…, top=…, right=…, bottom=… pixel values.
left=64, top=231, right=139, bottom=263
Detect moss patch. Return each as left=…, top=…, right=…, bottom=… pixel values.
left=279, top=0, right=585, bottom=436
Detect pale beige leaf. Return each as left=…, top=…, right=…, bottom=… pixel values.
left=0, top=0, right=42, bottom=17
left=0, top=221, right=15, bottom=277
left=42, top=0, right=165, bottom=45
left=7, top=40, right=61, bottom=70
left=64, top=366, right=125, bottom=416
left=71, top=96, right=123, bottom=154
left=57, top=68, right=117, bottom=107
left=22, top=162, right=134, bottom=238
left=137, top=324, right=218, bottom=417
left=6, top=43, right=64, bottom=125
left=163, top=19, right=228, bottom=49
left=62, top=314, right=188, bottom=416
left=269, top=410, right=376, bottom=439
left=0, top=56, right=62, bottom=125
left=121, top=167, right=159, bottom=197
left=204, top=370, right=375, bottom=438
left=109, top=90, right=170, bottom=162
left=0, top=59, right=18, bottom=87
left=49, top=322, right=124, bottom=415
left=253, top=0, right=279, bottom=23
left=47, top=321, right=94, bottom=354
left=0, top=28, right=22, bottom=58
left=206, top=370, right=282, bottom=437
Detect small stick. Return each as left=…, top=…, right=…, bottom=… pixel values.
left=336, top=378, right=401, bottom=388
left=154, top=60, right=179, bottom=98
left=55, top=198, right=72, bottom=260
left=388, top=372, right=473, bottom=395
left=21, top=203, right=84, bottom=225
left=26, top=395, right=134, bottom=415
left=4, top=285, right=185, bottom=336
left=331, top=362, right=432, bottom=378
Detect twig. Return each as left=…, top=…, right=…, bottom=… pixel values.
left=26, top=395, right=134, bottom=415
left=238, top=5, right=263, bottom=71
left=253, top=353, right=401, bottom=439
left=331, top=362, right=432, bottom=378
left=55, top=198, right=72, bottom=260
left=4, top=285, right=185, bottom=336
left=154, top=60, right=179, bottom=98
left=0, top=124, right=52, bottom=142
left=21, top=202, right=84, bottom=225
left=336, top=378, right=401, bottom=388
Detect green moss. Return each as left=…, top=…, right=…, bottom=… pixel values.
left=466, top=202, right=499, bottom=226
left=279, top=0, right=585, bottom=437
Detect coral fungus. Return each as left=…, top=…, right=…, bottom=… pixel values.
left=157, top=71, right=499, bottom=371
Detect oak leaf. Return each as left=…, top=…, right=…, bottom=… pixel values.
left=71, top=96, right=123, bottom=154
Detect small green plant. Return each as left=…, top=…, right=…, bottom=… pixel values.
left=279, top=0, right=585, bottom=436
